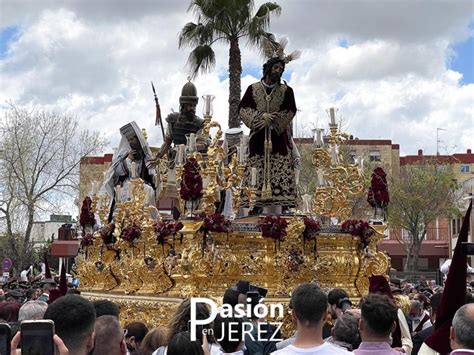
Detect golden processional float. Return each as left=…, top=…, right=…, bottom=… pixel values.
left=76, top=98, right=389, bottom=329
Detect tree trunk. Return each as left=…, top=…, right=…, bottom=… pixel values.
left=228, top=38, right=242, bottom=128
left=411, top=230, right=425, bottom=272
left=404, top=244, right=413, bottom=272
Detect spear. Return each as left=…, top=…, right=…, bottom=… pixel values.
left=151, top=81, right=165, bottom=140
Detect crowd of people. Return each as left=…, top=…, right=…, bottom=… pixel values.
left=1, top=274, right=474, bottom=355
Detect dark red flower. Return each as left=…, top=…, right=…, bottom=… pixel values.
left=120, top=225, right=142, bottom=243
left=99, top=223, right=116, bottom=245
left=341, top=219, right=374, bottom=248
left=80, top=233, right=94, bottom=248
left=201, top=214, right=232, bottom=234
left=367, top=167, right=390, bottom=208
left=154, top=220, right=184, bottom=245
left=258, top=215, right=288, bottom=240
left=303, top=217, right=321, bottom=241
left=180, top=157, right=203, bottom=201
left=79, top=196, right=96, bottom=228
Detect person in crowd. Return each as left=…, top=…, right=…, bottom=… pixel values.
left=152, top=298, right=220, bottom=355
left=369, top=275, right=412, bottom=354
left=167, top=331, right=204, bottom=355
left=412, top=292, right=442, bottom=355
left=92, top=315, right=128, bottom=355
left=66, top=288, right=81, bottom=295
left=325, top=313, right=360, bottom=351
left=0, top=300, right=20, bottom=339
left=24, top=288, right=36, bottom=301
left=354, top=294, right=404, bottom=355
left=408, top=300, right=432, bottom=336
left=222, top=287, right=241, bottom=308
left=272, top=283, right=351, bottom=354
left=43, top=294, right=96, bottom=355
left=93, top=299, right=120, bottom=318
left=449, top=304, right=474, bottom=353
left=213, top=314, right=245, bottom=354
left=125, top=321, right=149, bottom=354
left=138, top=327, right=168, bottom=355
left=18, top=300, right=48, bottom=321
left=37, top=278, right=57, bottom=302
left=413, top=293, right=431, bottom=315
left=325, top=288, right=352, bottom=338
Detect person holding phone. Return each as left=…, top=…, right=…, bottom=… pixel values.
left=42, top=295, right=96, bottom=355
left=10, top=330, right=69, bottom=355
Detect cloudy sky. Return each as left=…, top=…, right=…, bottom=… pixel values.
left=1, top=0, right=473, bottom=157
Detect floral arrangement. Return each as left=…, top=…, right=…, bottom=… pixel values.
left=154, top=220, right=184, bottom=245
left=258, top=215, right=288, bottom=240
left=201, top=214, right=232, bottom=234
left=341, top=219, right=374, bottom=248
left=302, top=217, right=321, bottom=241
left=81, top=233, right=94, bottom=248
left=120, top=225, right=142, bottom=243
left=79, top=196, right=96, bottom=230
left=99, top=223, right=116, bottom=245
left=180, top=157, right=203, bottom=201
left=367, top=167, right=390, bottom=209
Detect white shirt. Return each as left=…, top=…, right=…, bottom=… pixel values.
left=271, top=342, right=351, bottom=354
left=20, top=270, right=29, bottom=282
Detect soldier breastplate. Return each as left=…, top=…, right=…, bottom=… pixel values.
left=171, top=115, right=204, bottom=145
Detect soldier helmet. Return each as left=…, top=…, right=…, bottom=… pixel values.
left=179, top=78, right=198, bottom=105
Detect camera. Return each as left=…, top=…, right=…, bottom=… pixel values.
left=337, top=297, right=353, bottom=312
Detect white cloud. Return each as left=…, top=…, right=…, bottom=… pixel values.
left=0, top=0, right=472, bottom=163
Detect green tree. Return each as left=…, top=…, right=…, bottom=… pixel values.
left=179, top=0, right=281, bottom=128
left=388, top=161, right=460, bottom=272
left=0, top=105, right=106, bottom=272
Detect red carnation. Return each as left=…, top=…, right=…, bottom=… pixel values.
left=259, top=215, right=288, bottom=241
left=79, top=196, right=96, bottom=229
left=367, top=167, right=390, bottom=208
left=180, top=157, right=203, bottom=201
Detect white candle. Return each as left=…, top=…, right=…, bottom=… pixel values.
left=91, top=181, right=98, bottom=195
left=116, top=186, right=121, bottom=202
left=205, top=99, right=210, bottom=116
left=316, top=129, right=323, bottom=146
left=131, top=162, right=137, bottom=178
left=189, top=133, right=196, bottom=152
left=331, top=145, right=337, bottom=165
left=177, top=144, right=185, bottom=165
left=239, top=141, right=245, bottom=163
left=317, top=169, right=324, bottom=186
left=302, top=194, right=311, bottom=212
left=251, top=167, right=257, bottom=187
left=330, top=108, right=336, bottom=125
left=360, top=158, right=364, bottom=171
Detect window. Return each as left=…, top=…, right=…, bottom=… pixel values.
left=460, top=165, right=470, bottom=173
left=369, top=150, right=381, bottom=162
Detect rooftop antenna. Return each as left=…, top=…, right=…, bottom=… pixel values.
left=436, top=128, right=446, bottom=155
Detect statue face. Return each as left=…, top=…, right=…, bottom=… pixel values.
left=181, top=103, right=197, bottom=118
left=127, top=135, right=141, bottom=151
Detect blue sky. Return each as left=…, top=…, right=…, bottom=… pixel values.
left=447, top=23, right=474, bottom=84
left=0, top=26, right=19, bottom=58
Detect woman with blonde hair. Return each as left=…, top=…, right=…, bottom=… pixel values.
left=138, top=326, right=168, bottom=355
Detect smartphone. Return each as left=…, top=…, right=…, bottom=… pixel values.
left=21, top=320, right=55, bottom=355
left=0, top=323, right=11, bottom=355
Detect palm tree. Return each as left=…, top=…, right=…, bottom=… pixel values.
left=179, top=0, right=281, bottom=128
